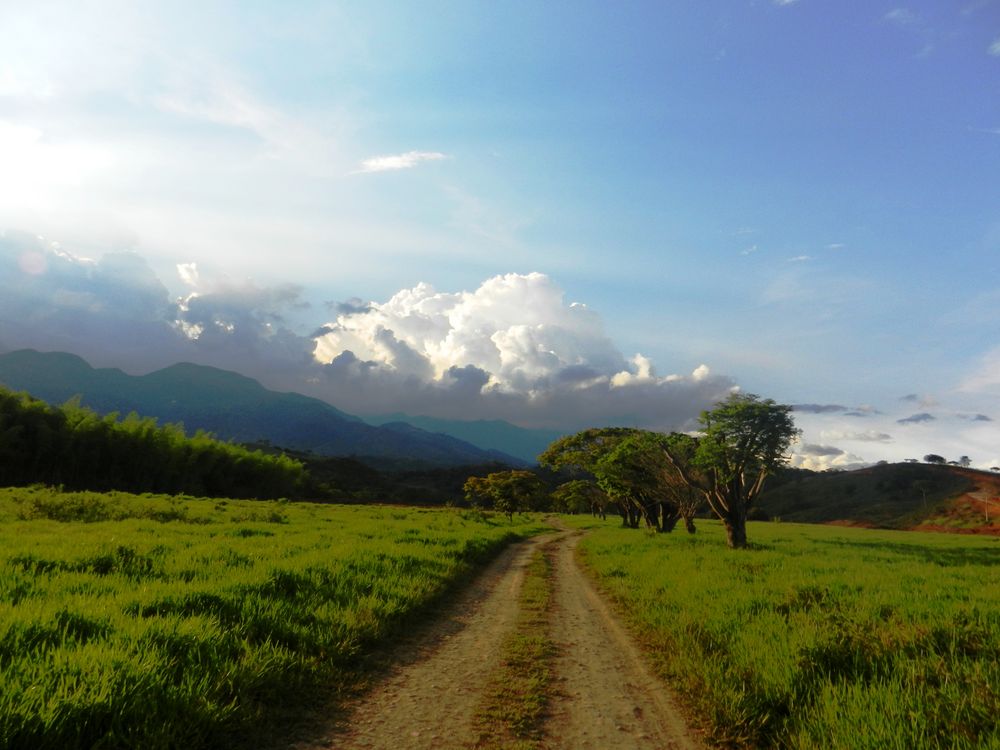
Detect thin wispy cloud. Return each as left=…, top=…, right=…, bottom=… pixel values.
left=826, top=243, right=845, bottom=250
left=990, top=38, right=1000, bottom=56
left=741, top=244, right=758, bottom=256
left=885, top=8, right=919, bottom=26
left=352, top=151, right=447, bottom=174
left=900, top=393, right=937, bottom=408
left=821, top=429, right=893, bottom=443
left=773, top=0, right=800, bottom=6
left=788, top=255, right=811, bottom=262
left=793, top=404, right=851, bottom=414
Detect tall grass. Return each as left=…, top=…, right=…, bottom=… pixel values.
left=0, top=487, right=547, bottom=749
left=567, top=517, right=1000, bottom=748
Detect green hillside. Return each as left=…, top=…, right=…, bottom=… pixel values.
left=757, top=462, right=984, bottom=529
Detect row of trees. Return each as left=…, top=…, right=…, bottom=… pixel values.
left=0, top=387, right=304, bottom=499
left=466, top=394, right=799, bottom=549
left=922, top=454, right=972, bottom=467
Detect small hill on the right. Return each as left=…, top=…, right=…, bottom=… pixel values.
left=757, top=462, right=1000, bottom=534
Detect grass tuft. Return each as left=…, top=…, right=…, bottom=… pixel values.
left=474, top=543, right=555, bottom=749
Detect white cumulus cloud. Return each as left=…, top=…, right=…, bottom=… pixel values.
left=353, top=151, right=447, bottom=174
left=313, top=272, right=736, bottom=428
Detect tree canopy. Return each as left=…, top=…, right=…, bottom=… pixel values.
left=663, top=393, right=798, bottom=548
left=463, top=469, right=548, bottom=520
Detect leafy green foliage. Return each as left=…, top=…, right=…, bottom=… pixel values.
left=0, top=487, right=547, bottom=749
left=593, top=431, right=703, bottom=532
left=540, top=429, right=703, bottom=531
left=550, top=480, right=608, bottom=515
left=569, top=517, right=1000, bottom=748
left=464, top=470, right=549, bottom=519
left=537, top=427, right=638, bottom=474
left=664, top=393, right=798, bottom=547
left=0, top=386, right=302, bottom=499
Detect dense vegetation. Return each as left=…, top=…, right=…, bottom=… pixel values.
left=0, top=486, right=546, bottom=749
left=0, top=386, right=303, bottom=499
left=569, top=516, right=1000, bottom=748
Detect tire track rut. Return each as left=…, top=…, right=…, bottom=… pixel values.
left=297, top=528, right=700, bottom=750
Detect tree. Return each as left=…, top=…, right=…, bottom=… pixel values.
left=463, top=470, right=548, bottom=520
left=959, top=455, right=972, bottom=468
left=923, top=454, right=946, bottom=465
left=594, top=431, right=704, bottom=533
left=662, top=393, right=798, bottom=549
left=538, top=427, right=639, bottom=472
left=550, top=479, right=609, bottom=517
left=539, top=427, right=640, bottom=526
left=660, top=432, right=706, bottom=534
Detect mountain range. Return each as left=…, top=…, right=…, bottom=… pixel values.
left=362, top=413, right=564, bottom=463
left=0, top=349, right=535, bottom=467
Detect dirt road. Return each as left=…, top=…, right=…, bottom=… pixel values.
left=299, top=530, right=700, bottom=750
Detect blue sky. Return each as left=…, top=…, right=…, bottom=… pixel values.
left=1, top=0, right=999, bottom=468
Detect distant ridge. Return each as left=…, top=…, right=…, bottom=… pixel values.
left=0, top=349, right=523, bottom=467
left=363, top=413, right=565, bottom=463
left=758, top=462, right=1000, bottom=534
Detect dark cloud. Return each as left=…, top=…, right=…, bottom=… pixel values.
left=801, top=443, right=845, bottom=457
left=0, top=231, right=185, bottom=370
left=329, top=297, right=372, bottom=315
left=897, top=412, right=935, bottom=424
left=961, top=413, right=993, bottom=422
left=442, top=365, right=491, bottom=393
left=555, top=365, right=601, bottom=383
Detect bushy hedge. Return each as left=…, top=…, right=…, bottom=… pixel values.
left=0, top=387, right=303, bottom=499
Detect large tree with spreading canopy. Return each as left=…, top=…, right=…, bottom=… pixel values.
left=662, top=393, right=798, bottom=548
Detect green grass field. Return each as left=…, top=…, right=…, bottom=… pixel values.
left=567, top=517, right=1000, bottom=749
left=0, top=486, right=547, bottom=750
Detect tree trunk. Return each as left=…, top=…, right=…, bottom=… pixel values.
left=684, top=516, right=696, bottom=534
left=660, top=503, right=680, bottom=532
left=638, top=501, right=658, bottom=531
left=723, top=512, right=747, bottom=548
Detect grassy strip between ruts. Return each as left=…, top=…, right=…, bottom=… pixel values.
left=563, top=515, right=1000, bottom=749
left=0, top=486, right=549, bottom=750
left=473, top=541, right=556, bottom=750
